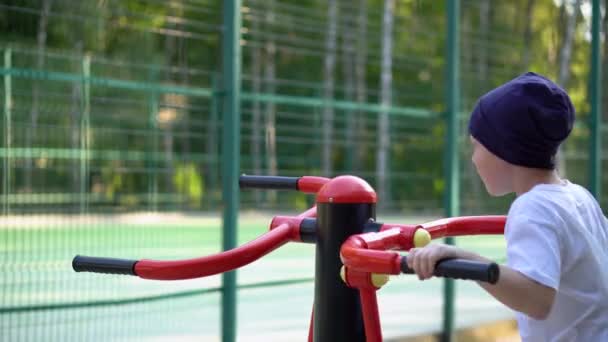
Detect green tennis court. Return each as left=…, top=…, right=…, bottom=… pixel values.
left=2, top=213, right=510, bottom=341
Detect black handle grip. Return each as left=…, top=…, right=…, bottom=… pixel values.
left=73, top=255, right=138, bottom=276
left=239, top=175, right=299, bottom=190
left=401, top=257, right=500, bottom=284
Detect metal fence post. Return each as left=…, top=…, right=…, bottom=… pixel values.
left=442, top=0, right=460, bottom=341
left=221, top=1, right=242, bottom=342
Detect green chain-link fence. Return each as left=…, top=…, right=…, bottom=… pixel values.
left=1, top=0, right=605, bottom=341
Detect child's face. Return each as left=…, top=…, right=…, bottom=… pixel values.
left=470, top=136, right=513, bottom=196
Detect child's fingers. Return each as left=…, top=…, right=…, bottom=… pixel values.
left=414, top=248, right=427, bottom=278
left=411, top=249, right=426, bottom=280
left=422, top=250, right=435, bottom=279
left=406, top=248, right=418, bottom=269
left=420, top=252, right=434, bottom=280
left=407, top=247, right=437, bottom=280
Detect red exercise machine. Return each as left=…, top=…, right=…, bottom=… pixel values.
left=73, top=175, right=505, bottom=342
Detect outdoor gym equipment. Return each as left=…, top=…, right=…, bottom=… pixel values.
left=73, top=175, right=506, bottom=342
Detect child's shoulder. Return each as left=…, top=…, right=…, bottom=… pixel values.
left=509, top=181, right=583, bottom=217
left=508, top=185, right=553, bottom=215
left=508, top=180, right=599, bottom=224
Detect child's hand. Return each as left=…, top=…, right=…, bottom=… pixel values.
left=406, top=244, right=467, bottom=280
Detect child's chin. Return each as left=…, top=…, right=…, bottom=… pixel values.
left=485, top=185, right=509, bottom=197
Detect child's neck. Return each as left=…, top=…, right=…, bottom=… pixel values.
left=513, top=167, right=563, bottom=196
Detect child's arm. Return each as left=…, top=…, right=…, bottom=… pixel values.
left=407, top=244, right=556, bottom=320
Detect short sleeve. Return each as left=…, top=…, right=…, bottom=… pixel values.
left=505, top=214, right=562, bottom=290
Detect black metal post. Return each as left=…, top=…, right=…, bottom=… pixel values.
left=313, top=176, right=377, bottom=342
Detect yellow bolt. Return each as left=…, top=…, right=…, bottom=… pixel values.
left=340, top=265, right=347, bottom=283
left=371, top=273, right=389, bottom=288
left=413, top=228, right=431, bottom=247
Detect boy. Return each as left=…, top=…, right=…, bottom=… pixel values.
left=407, top=72, right=608, bottom=341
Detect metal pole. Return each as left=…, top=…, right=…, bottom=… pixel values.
left=442, top=1, right=460, bottom=341
left=314, top=177, right=375, bottom=342
left=588, top=0, right=602, bottom=200
left=221, top=1, right=241, bottom=342
left=3, top=48, right=12, bottom=215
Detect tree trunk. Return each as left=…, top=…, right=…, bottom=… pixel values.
left=602, top=0, right=607, bottom=122
left=322, top=0, right=338, bottom=177
left=462, top=9, right=481, bottom=212
left=164, top=5, right=183, bottom=198
left=342, top=1, right=356, bottom=172
left=354, top=0, right=368, bottom=172
left=377, top=0, right=395, bottom=209
left=521, top=0, right=536, bottom=70
left=207, top=75, right=219, bottom=205
left=557, top=0, right=581, bottom=88
left=165, top=25, right=175, bottom=81
left=556, top=0, right=582, bottom=177
left=176, top=2, right=191, bottom=158
left=26, top=0, right=53, bottom=193
left=163, top=127, right=174, bottom=205
left=71, top=41, right=83, bottom=199
left=478, top=0, right=490, bottom=92
left=251, top=11, right=263, bottom=203
left=264, top=0, right=278, bottom=203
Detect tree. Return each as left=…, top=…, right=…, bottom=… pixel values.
left=603, top=0, right=608, bottom=122
left=264, top=0, right=278, bottom=202
left=342, top=0, right=356, bottom=172
left=556, top=0, right=582, bottom=176
left=354, top=0, right=368, bottom=173
left=250, top=4, right=263, bottom=203
left=25, top=0, right=53, bottom=192
left=478, top=0, right=491, bottom=92
left=522, top=0, right=536, bottom=69
left=377, top=0, right=395, bottom=207
left=322, top=0, right=338, bottom=177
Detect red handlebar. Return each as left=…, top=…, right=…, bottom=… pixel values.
left=340, top=216, right=506, bottom=275
left=135, top=222, right=295, bottom=280
left=419, top=215, right=506, bottom=238
left=134, top=207, right=318, bottom=280
left=340, top=227, right=417, bottom=274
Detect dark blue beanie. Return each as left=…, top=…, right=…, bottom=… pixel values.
left=468, top=72, right=575, bottom=169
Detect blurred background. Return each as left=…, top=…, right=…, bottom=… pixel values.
left=1, top=0, right=605, bottom=341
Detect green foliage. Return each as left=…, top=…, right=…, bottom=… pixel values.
left=1, top=0, right=604, bottom=214
left=173, top=163, right=204, bottom=208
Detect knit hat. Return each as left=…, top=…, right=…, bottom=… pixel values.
left=468, top=72, right=575, bottom=169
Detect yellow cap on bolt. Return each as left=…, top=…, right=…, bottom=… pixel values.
left=413, top=229, right=431, bottom=247
left=371, top=273, right=389, bottom=288
left=340, top=265, right=347, bottom=283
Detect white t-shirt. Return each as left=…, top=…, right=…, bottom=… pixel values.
left=505, top=180, right=608, bottom=342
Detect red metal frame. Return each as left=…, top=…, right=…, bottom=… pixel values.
left=134, top=207, right=317, bottom=280
left=338, top=215, right=506, bottom=340
left=135, top=195, right=506, bottom=340
left=316, top=175, right=377, bottom=203
left=341, top=267, right=383, bottom=342
left=269, top=206, right=317, bottom=242
left=298, top=176, right=331, bottom=194
left=77, top=175, right=507, bottom=341
left=420, top=215, right=506, bottom=238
